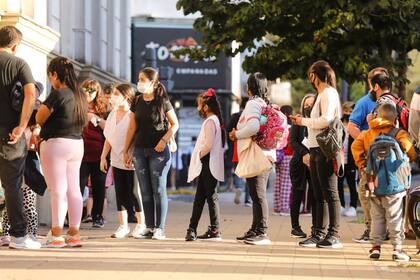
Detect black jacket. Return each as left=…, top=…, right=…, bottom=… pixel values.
left=289, top=124, right=310, bottom=190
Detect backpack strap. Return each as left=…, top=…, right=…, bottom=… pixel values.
left=385, top=127, right=404, bottom=162
left=386, top=127, right=401, bottom=139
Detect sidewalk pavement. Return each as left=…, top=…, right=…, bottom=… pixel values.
left=0, top=192, right=419, bottom=280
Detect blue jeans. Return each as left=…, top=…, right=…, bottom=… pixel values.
left=133, top=146, right=171, bottom=229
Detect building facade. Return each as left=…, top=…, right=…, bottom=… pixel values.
left=0, top=0, right=131, bottom=88
left=0, top=0, right=132, bottom=224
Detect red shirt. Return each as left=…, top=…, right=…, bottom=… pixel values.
left=82, top=122, right=105, bottom=162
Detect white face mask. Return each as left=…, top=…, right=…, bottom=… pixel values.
left=110, top=95, right=125, bottom=108
left=137, top=81, right=152, bottom=94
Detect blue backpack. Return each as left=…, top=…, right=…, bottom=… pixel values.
left=366, top=128, right=411, bottom=196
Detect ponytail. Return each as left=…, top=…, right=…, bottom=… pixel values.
left=48, top=57, right=88, bottom=128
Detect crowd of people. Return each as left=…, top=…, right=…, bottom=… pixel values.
left=0, top=25, right=419, bottom=263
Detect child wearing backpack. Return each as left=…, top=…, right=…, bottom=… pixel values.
left=185, top=88, right=225, bottom=241
left=351, top=103, right=416, bottom=262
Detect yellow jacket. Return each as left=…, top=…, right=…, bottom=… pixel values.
left=351, top=118, right=417, bottom=169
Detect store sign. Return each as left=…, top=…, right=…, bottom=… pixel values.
left=132, top=26, right=231, bottom=90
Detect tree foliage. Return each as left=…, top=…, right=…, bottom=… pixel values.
left=176, top=0, right=420, bottom=93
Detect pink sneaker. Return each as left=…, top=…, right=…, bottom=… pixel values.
left=0, top=235, right=11, bottom=247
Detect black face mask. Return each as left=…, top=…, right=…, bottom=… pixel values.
left=342, top=114, right=350, bottom=121
left=303, top=107, right=312, bottom=117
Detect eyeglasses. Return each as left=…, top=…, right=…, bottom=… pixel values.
left=82, top=87, right=97, bottom=95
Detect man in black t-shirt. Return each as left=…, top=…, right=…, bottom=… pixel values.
left=0, top=26, right=39, bottom=249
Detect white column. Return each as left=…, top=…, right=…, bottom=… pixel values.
left=73, top=0, right=92, bottom=64
left=107, top=0, right=120, bottom=77
left=59, top=0, right=74, bottom=58
left=120, top=0, right=131, bottom=81
left=91, top=0, right=107, bottom=70
left=46, top=0, right=60, bottom=53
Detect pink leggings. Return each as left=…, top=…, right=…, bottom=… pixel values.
left=40, top=138, right=84, bottom=229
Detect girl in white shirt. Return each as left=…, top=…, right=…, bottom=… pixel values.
left=100, top=84, right=145, bottom=238
left=185, top=88, right=225, bottom=241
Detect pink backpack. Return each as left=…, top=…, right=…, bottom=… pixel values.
left=254, top=102, right=289, bottom=150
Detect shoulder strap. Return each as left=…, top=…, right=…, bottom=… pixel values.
left=386, top=127, right=401, bottom=139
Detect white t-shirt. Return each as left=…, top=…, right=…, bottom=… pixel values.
left=103, top=109, right=134, bottom=170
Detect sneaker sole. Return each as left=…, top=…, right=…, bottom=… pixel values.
left=392, top=255, right=411, bottom=262
left=9, top=244, right=42, bottom=250
left=197, top=237, right=222, bottom=241
left=244, top=240, right=271, bottom=245
left=45, top=243, right=67, bottom=248
left=67, top=243, right=82, bottom=248
left=317, top=243, right=343, bottom=249
left=290, top=234, right=307, bottom=239
left=152, top=237, right=166, bottom=240
left=352, top=238, right=371, bottom=244
left=298, top=243, right=317, bottom=248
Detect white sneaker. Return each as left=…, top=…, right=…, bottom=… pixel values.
left=0, top=235, right=11, bottom=247
left=9, top=235, right=42, bottom=249
left=130, top=224, right=146, bottom=238
left=111, top=225, right=130, bottom=238
left=234, top=189, right=241, bottom=204
left=340, top=207, right=347, bottom=216
left=152, top=228, right=166, bottom=240
left=344, top=207, right=357, bottom=217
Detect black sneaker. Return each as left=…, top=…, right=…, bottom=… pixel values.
left=369, top=246, right=381, bottom=260
left=197, top=227, right=222, bottom=241
left=317, top=234, right=343, bottom=249
left=291, top=227, right=307, bottom=238
left=236, top=229, right=257, bottom=241
left=299, top=235, right=322, bottom=248
left=352, top=229, right=370, bottom=243
left=134, top=228, right=154, bottom=239
left=244, top=234, right=271, bottom=245
left=185, top=228, right=197, bottom=241
left=92, top=217, right=104, bottom=228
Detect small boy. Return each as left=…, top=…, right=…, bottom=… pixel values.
left=351, top=103, right=416, bottom=262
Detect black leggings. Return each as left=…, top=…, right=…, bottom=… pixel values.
left=80, top=161, right=106, bottom=219
left=337, top=165, right=358, bottom=208
left=189, top=154, right=220, bottom=230
left=290, top=169, right=315, bottom=229
left=113, top=167, right=142, bottom=212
